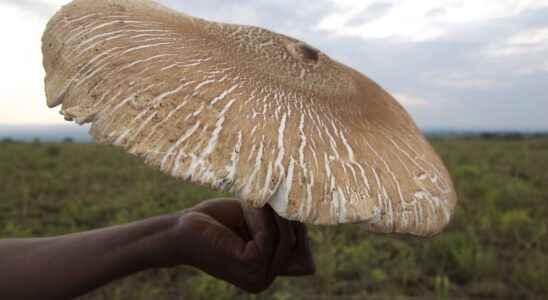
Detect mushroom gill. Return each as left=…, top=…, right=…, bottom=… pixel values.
left=42, top=0, right=457, bottom=237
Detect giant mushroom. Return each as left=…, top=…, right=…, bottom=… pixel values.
left=42, top=0, right=457, bottom=237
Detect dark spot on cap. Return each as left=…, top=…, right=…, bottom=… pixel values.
left=298, top=43, right=319, bottom=62
left=286, top=41, right=321, bottom=64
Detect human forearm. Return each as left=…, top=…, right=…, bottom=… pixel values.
left=0, top=199, right=316, bottom=298
left=0, top=214, right=180, bottom=299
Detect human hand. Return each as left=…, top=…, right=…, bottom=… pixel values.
left=155, top=198, right=316, bottom=293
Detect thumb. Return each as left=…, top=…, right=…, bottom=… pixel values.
left=241, top=204, right=277, bottom=258
left=279, top=222, right=316, bottom=276
left=181, top=212, right=248, bottom=262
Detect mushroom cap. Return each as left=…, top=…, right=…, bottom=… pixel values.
left=42, top=0, right=457, bottom=237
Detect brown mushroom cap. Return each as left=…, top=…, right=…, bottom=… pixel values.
left=42, top=0, right=457, bottom=237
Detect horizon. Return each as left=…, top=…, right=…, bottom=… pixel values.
left=1, top=124, right=547, bottom=143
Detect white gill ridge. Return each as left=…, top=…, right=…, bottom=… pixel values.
left=219, top=130, right=243, bottom=191
left=184, top=98, right=237, bottom=181
left=160, top=121, right=201, bottom=170
left=210, top=84, right=239, bottom=106
left=135, top=96, right=191, bottom=150
left=72, top=28, right=172, bottom=56
left=241, top=136, right=265, bottom=199
left=297, top=114, right=311, bottom=217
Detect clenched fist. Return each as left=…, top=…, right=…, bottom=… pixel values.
left=160, top=199, right=316, bottom=292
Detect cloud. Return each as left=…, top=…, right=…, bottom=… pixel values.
left=0, top=0, right=56, bottom=17
left=317, top=0, right=548, bottom=42
left=483, top=27, right=548, bottom=58
left=344, top=2, right=394, bottom=27
left=421, top=72, right=502, bottom=90
left=393, top=93, right=429, bottom=107
left=479, top=17, right=548, bottom=76
left=163, top=0, right=336, bottom=41
left=0, top=1, right=72, bottom=124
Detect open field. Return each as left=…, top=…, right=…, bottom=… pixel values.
left=0, top=138, right=547, bottom=299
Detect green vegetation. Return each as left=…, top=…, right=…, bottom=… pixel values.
left=1, top=138, right=547, bottom=299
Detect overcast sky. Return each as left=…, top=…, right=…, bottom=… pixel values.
left=1, top=0, right=547, bottom=131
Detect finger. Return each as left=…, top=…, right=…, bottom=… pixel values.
left=270, top=212, right=297, bottom=276
left=279, top=222, right=316, bottom=276
left=180, top=212, right=248, bottom=265
left=180, top=212, right=270, bottom=291
left=188, top=198, right=252, bottom=240
left=241, top=204, right=277, bottom=259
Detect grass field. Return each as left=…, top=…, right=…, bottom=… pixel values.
left=0, top=138, right=546, bottom=299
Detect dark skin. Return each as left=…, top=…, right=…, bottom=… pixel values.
left=0, top=198, right=316, bottom=299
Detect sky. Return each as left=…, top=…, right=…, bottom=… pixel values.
left=0, top=0, right=547, bottom=132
